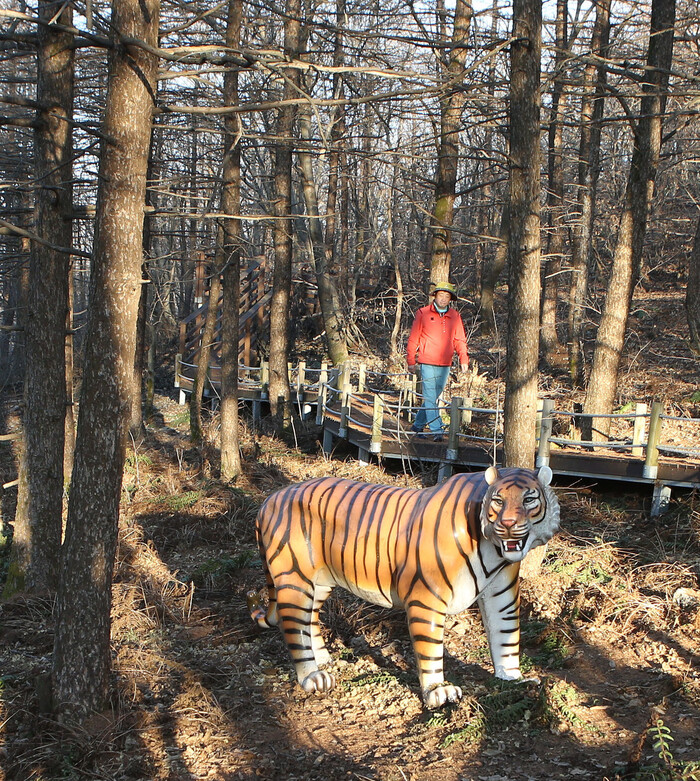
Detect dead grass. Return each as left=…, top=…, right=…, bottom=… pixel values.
left=1, top=394, right=700, bottom=781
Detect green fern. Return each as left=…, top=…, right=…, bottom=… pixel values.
left=641, top=719, right=700, bottom=781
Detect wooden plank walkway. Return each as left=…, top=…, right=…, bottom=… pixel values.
left=175, top=359, right=700, bottom=513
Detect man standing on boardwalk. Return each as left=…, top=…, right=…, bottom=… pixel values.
left=406, top=282, right=469, bottom=441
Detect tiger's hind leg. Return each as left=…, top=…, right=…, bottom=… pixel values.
left=276, top=577, right=335, bottom=693
left=309, top=583, right=333, bottom=667
left=247, top=558, right=279, bottom=628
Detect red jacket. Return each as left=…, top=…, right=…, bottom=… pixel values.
left=406, top=302, right=469, bottom=367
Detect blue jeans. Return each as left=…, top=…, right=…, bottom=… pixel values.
left=414, top=364, right=450, bottom=433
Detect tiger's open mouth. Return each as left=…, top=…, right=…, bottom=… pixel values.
left=502, top=536, right=528, bottom=554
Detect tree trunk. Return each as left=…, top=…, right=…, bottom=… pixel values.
left=504, top=0, right=542, bottom=469
left=686, top=214, right=700, bottom=355
left=568, top=0, right=610, bottom=386
left=583, top=0, right=675, bottom=440
left=268, top=0, right=301, bottom=426
left=131, top=130, right=160, bottom=439
left=325, top=0, right=347, bottom=311
left=64, top=266, right=75, bottom=481
left=190, top=269, right=220, bottom=443
left=53, top=0, right=159, bottom=718
left=479, top=200, right=509, bottom=338
left=540, top=0, right=567, bottom=367
left=10, top=0, right=74, bottom=595
left=219, top=0, right=243, bottom=481
left=298, top=107, right=349, bottom=366
left=429, top=0, right=473, bottom=285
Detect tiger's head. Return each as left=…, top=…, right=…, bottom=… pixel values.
left=480, top=465, right=560, bottom=562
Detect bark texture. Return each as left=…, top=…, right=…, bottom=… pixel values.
left=219, top=0, right=243, bottom=481
left=52, top=0, right=159, bottom=718
left=540, top=0, right=567, bottom=367
left=429, top=0, right=472, bottom=285
left=10, top=0, right=73, bottom=594
left=687, top=214, right=700, bottom=355
left=568, top=0, right=610, bottom=386
left=504, top=0, right=542, bottom=469
left=268, top=0, right=301, bottom=425
left=583, top=0, right=675, bottom=439
left=299, top=107, right=349, bottom=367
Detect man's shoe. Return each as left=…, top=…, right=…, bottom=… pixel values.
left=410, top=424, right=425, bottom=435
left=432, top=434, right=444, bottom=442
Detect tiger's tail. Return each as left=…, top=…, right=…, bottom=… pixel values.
left=247, top=522, right=278, bottom=628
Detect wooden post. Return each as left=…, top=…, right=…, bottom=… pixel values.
left=461, top=396, right=473, bottom=427
left=643, top=401, right=663, bottom=479
left=437, top=397, right=461, bottom=482
left=651, top=483, right=672, bottom=517
left=632, top=402, right=647, bottom=457
left=370, top=394, right=383, bottom=454
left=316, top=362, right=328, bottom=425
left=536, top=398, right=555, bottom=467
left=339, top=361, right=351, bottom=394
left=322, top=427, right=334, bottom=454
left=339, top=395, right=350, bottom=439
left=572, top=401, right=583, bottom=441
left=260, top=360, right=269, bottom=399
left=446, top=396, right=461, bottom=461
left=297, top=360, right=306, bottom=393
left=358, top=363, right=366, bottom=394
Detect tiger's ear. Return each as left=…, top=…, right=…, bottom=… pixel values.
left=485, top=465, right=499, bottom=485
left=537, top=465, right=553, bottom=486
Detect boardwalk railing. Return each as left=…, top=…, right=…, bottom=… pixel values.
left=172, top=355, right=700, bottom=514
left=312, top=363, right=700, bottom=515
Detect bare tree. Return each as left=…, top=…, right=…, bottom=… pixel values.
left=583, top=0, right=676, bottom=439
left=503, top=0, right=542, bottom=469
left=268, top=0, right=301, bottom=426
left=567, top=0, right=610, bottom=386
left=10, top=0, right=74, bottom=594
left=685, top=213, right=700, bottom=355
left=53, top=0, right=160, bottom=718
left=539, top=0, right=567, bottom=368
left=190, top=266, right=220, bottom=443
left=219, top=0, right=243, bottom=481
left=298, top=100, right=349, bottom=367
left=429, top=0, right=473, bottom=285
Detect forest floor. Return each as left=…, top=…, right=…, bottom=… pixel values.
left=1, top=283, right=700, bottom=781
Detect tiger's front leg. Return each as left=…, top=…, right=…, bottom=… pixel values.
left=405, top=601, right=462, bottom=709
left=478, top=564, right=523, bottom=682
left=276, top=579, right=335, bottom=693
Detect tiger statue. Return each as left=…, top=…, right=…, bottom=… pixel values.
left=247, top=465, right=560, bottom=709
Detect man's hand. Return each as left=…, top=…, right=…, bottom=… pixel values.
left=408, top=364, right=419, bottom=376
left=460, top=363, right=469, bottom=374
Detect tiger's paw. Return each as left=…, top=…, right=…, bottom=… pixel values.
left=494, top=667, right=523, bottom=682
left=301, top=670, right=336, bottom=694
left=494, top=668, right=541, bottom=685
left=424, top=683, right=463, bottom=709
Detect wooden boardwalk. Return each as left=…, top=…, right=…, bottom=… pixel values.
left=175, top=360, right=700, bottom=514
